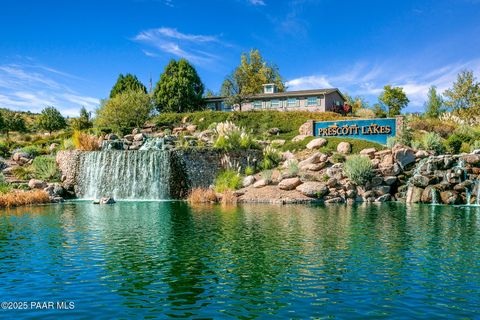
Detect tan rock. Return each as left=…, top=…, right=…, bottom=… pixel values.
left=359, top=148, right=377, bottom=158
left=337, top=142, right=352, bottom=154
left=306, top=138, right=328, bottom=150
left=278, top=177, right=302, bottom=190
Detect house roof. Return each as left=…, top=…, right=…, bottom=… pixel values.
left=204, top=88, right=345, bottom=102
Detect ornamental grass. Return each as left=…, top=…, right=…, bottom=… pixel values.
left=0, top=190, right=50, bottom=208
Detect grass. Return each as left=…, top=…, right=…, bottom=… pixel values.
left=72, top=131, right=100, bottom=151
left=344, top=155, right=374, bottom=185
left=187, top=188, right=218, bottom=204
left=31, top=156, right=60, bottom=181
left=214, top=170, right=242, bottom=193
left=280, top=136, right=384, bottom=154
left=0, top=190, right=50, bottom=208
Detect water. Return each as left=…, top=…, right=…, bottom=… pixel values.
left=77, top=151, right=170, bottom=200
left=1, top=202, right=480, bottom=319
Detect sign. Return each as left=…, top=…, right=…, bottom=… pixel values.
left=313, top=118, right=397, bottom=145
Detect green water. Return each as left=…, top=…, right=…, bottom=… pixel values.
left=1, top=202, right=480, bottom=319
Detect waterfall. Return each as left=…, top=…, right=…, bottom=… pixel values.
left=431, top=187, right=439, bottom=205
left=76, top=151, right=171, bottom=200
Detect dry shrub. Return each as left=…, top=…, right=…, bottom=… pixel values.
left=0, top=190, right=50, bottom=208
left=73, top=131, right=100, bottom=151
left=221, top=190, right=238, bottom=205
left=187, top=188, right=217, bottom=204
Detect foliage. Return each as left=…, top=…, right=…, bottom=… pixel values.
left=470, top=140, right=480, bottom=152
left=344, top=155, right=373, bottom=185
left=443, top=70, right=480, bottom=110
left=0, top=111, right=27, bottom=137
left=372, top=103, right=387, bottom=118
left=244, top=166, right=255, bottom=176
left=396, top=119, right=414, bottom=146
left=0, top=142, right=9, bottom=158
left=110, top=73, right=147, bottom=98
left=214, top=169, right=242, bottom=192
left=71, top=107, right=93, bottom=131
left=286, top=159, right=299, bottom=176
left=344, top=93, right=369, bottom=114
left=424, top=86, right=444, bottom=118
left=421, top=132, right=444, bottom=154
left=213, top=121, right=255, bottom=151
left=20, top=145, right=43, bottom=157
left=31, top=156, right=59, bottom=181
left=187, top=188, right=217, bottom=204
left=37, top=107, right=67, bottom=134
left=72, top=131, right=100, bottom=151
left=11, top=166, right=33, bottom=180
left=221, top=49, right=284, bottom=110
left=446, top=134, right=464, bottom=154
left=355, top=108, right=376, bottom=118
left=95, top=90, right=153, bottom=134
left=386, top=137, right=397, bottom=149
left=331, top=153, right=346, bottom=163
left=0, top=173, right=12, bottom=194
left=153, top=59, right=204, bottom=112
left=261, top=169, right=273, bottom=183
left=261, top=146, right=282, bottom=170
left=0, top=190, right=50, bottom=208
left=379, top=85, right=409, bottom=117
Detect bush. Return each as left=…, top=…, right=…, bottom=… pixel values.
left=72, top=131, right=100, bottom=151
left=31, top=156, right=59, bottom=181
left=355, top=108, right=376, bottom=118
left=12, top=166, right=33, bottom=180
left=446, top=134, right=463, bottom=154
left=331, top=153, right=346, bottom=163
left=261, top=170, right=273, bottom=183
left=213, top=121, right=255, bottom=151
left=285, top=159, right=299, bottom=176
left=0, top=142, right=10, bottom=158
left=244, top=166, right=255, bottom=176
left=344, top=155, right=373, bottom=185
left=470, top=140, right=480, bottom=152
left=0, top=173, right=12, bottom=194
left=261, top=146, right=282, bottom=170
left=20, top=145, right=43, bottom=158
left=421, top=132, right=444, bottom=154
left=214, top=170, right=242, bottom=192
left=0, top=190, right=50, bottom=208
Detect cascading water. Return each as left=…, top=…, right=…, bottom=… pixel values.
left=76, top=150, right=171, bottom=200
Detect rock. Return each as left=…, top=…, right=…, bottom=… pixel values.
left=383, top=176, right=397, bottom=185
left=380, top=163, right=402, bottom=176
left=124, top=134, right=134, bottom=141
left=133, top=133, right=145, bottom=141
left=471, top=149, right=480, bottom=155
left=299, top=121, right=313, bottom=135
left=327, top=178, right=337, bottom=188
left=325, top=197, right=344, bottom=204
left=106, top=133, right=119, bottom=140
left=186, top=124, right=197, bottom=133
left=28, top=179, right=47, bottom=189
left=278, top=177, right=302, bottom=190
left=463, top=154, right=480, bottom=165
left=282, top=151, right=295, bottom=161
left=13, top=152, right=30, bottom=162
left=415, top=150, right=430, bottom=159
left=296, top=182, right=329, bottom=198
left=50, top=196, right=64, bottom=203
left=411, top=175, right=433, bottom=188
left=375, top=194, right=391, bottom=202
left=440, top=191, right=460, bottom=205
left=306, top=138, right=328, bottom=150
left=267, top=127, right=280, bottom=135
left=454, top=180, right=473, bottom=192
left=100, top=197, right=116, bottom=204
left=302, top=162, right=326, bottom=171
left=370, top=176, right=383, bottom=187
left=132, top=128, right=141, bottom=134
left=326, top=164, right=344, bottom=179
left=253, top=179, right=268, bottom=188
left=406, top=186, right=424, bottom=203
left=359, top=148, right=377, bottom=159
left=421, top=186, right=438, bottom=203
left=49, top=143, right=58, bottom=152
left=337, top=142, right=352, bottom=154
left=375, top=149, right=392, bottom=158
left=271, top=139, right=286, bottom=146
left=299, top=152, right=328, bottom=168
left=393, top=147, right=416, bottom=169
left=373, top=185, right=390, bottom=196
left=243, top=175, right=256, bottom=188
left=292, top=134, right=308, bottom=142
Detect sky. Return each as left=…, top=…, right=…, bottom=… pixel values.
left=0, top=0, right=479, bottom=116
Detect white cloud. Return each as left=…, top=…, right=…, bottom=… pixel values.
left=249, top=0, right=266, bottom=5
left=132, top=27, right=226, bottom=66
left=0, top=62, right=99, bottom=116
left=286, top=76, right=332, bottom=90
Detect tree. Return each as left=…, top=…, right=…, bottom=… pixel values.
left=424, top=86, right=444, bottom=118
left=37, top=106, right=67, bottom=134
left=221, top=49, right=285, bottom=111
left=95, top=91, right=153, bottom=134
left=379, top=85, right=409, bottom=117
left=372, top=103, right=387, bottom=118
left=344, top=92, right=369, bottom=114
left=443, top=70, right=480, bottom=110
left=71, top=107, right=93, bottom=131
left=110, top=73, right=147, bottom=98
left=0, top=111, right=27, bottom=138
left=153, top=59, right=205, bottom=113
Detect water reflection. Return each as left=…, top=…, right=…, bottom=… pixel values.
left=0, top=202, right=480, bottom=318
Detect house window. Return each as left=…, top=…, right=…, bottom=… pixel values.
left=253, top=101, right=262, bottom=109
left=271, top=99, right=280, bottom=108
left=307, top=97, right=318, bottom=106
left=264, top=85, right=274, bottom=93
left=287, top=98, right=298, bottom=107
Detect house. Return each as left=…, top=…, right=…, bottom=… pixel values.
left=205, top=84, right=346, bottom=113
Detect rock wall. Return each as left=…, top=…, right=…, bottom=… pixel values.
left=56, top=150, right=82, bottom=192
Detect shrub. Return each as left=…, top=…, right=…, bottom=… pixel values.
left=187, top=188, right=217, bottom=204
left=20, top=145, right=43, bottom=158
left=286, top=159, right=299, bottom=176
left=470, top=140, right=480, bottom=152
left=214, top=169, right=242, bottom=193
left=213, top=121, right=255, bottom=151
left=31, top=156, right=59, bottom=181
left=421, top=132, right=444, bottom=154
left=0, top=173, right=12, bottom=194
left=386, top=137, right=397, bottom=149
left=0, top=142, right=10, bottom=158
left=72, top=131, right=100, bottom=151
left=262, top=146, right=282, bottom=170
left=344, top=155, right=373, bottom=185
left=62, top=138, right=76, bottom=151
left=331, top=153, right=346, bottom=163
left=0, top=190, right=50, bottom=208
left=261, top=170, right=273, bottom=183
left=355, top=108, right=376, bottom=118
left=446, top=134, right=463, bottom=154
left=12, top=166, right=33, bottom=180
left=244, top=165, right=255, bottom=176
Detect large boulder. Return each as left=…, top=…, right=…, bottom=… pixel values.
left=406, top=186, right=424, bottom=203
left=393, top=147, right=416, bottom=169
left=267, top=127, right=280, bottom=135
left=411, top=175, right=436, bottom=188
left=359, top=148, right=377, bottom=159
left=415, top=150, right=430, bottom=159
left=463, top=154, right=480, bottom=165
left=278, top=177, right=302, bottom=190
left=242, top=175, right=256, bottom=188
left=337, top=142, right=352, bottom=154
left=306, top=138, right=327, bottom=150
left=440, top=191, right=460, bottom=205
left=298, top=152, right=328, bottom=168
left=133, top=133, right=145, bottom=141
left=28, top=179, right=47, bottom=189
left=100, top=197, right=116, bottom=204
left=302, top=162, right=326, bottom=172
left=296, top=182, right=329, bottom=198
left=292, top=134, right=308, bottom=142
left=253, top=179, right=268, bottom=188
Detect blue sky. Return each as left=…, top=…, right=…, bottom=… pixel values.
left=0, top=0, right=479, bottom=116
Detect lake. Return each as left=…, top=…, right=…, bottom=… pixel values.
left=1, top=201, right=479, bottom=319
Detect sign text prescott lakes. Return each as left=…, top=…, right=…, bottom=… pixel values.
left=313, top=118, right=397, bottom=145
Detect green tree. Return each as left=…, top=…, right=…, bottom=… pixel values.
left=443, top=70, right=480, bottom=110
left=424, top=86, right=444, bottom=118
left=95, top=91, right=153, bottom=134
left=221, top=49, right=285, bottom=111
left=110, top=73, right=147, bottom=98
left=372, top=103, right=387, bottom=118
left=379, top=85, right=409, bottom=117
left=1, top=111, right=27, bottom=138
left=37, top=106, right=67, bottom=134
left=344, top=92, right=369, bottom=113
left=153, top=59, right=205, bottom=113
left=71, top=107, right=93, bottom=131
